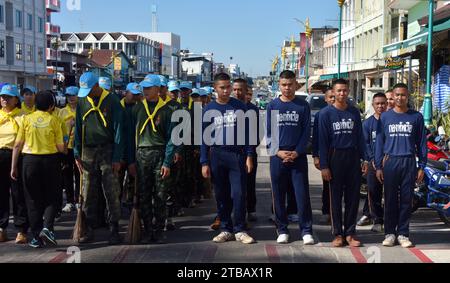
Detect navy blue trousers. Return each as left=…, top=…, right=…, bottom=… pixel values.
left=383, top=156, right=416, bottom=237
left=210, top=148, right=247, bottom=233
left=329, top=149, right=361, bottom=236
left=366, top=164, right=384, bottom=224
left=270, top=154, right=313, bottom=236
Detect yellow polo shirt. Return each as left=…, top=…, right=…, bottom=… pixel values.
left=21, top=102, right=35, bottom=115
left=0, top=108, right=24, bottom=149
left=58, top=105, right=76, bottom=149
left=17, top=110, right=64, bottom=155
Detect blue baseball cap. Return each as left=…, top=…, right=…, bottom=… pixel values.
left=179, top=81, right=193, bottom=90
left=99, top=77, right=112, bottom=90
left=65, top=86, right=79, bottom=96
left=168, top=81, right=180, bottom=92
left=126, top=83, right=142, bottom=95
left=199, top=88, right=208, bottom=97
left=140, top=74, right=161, bottom=88
left=78, top=72, right=99, bottom=98
left=190, top=88, right=201, bottom=97
left=159, top=75, right=168, bottom=87
left=202, top=87, right=213, bottom=95
left=0, top=84, right=19, bottom=97
left=23, top=85, right=37, bottom=94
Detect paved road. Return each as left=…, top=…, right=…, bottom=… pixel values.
left=0, top=156, right=449, bottom=263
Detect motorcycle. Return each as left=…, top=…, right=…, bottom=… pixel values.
left=413, top=159, right=450, bottom=227
left=427, top=127, right=450, bottom=161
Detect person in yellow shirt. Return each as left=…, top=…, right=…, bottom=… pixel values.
left=0, top=84, right=29, bottom=245
left=11, top=90, right=65, bottom=249
left=60, top=87, right=80, bottom=213
left=20, top=86, right=36, bottom=115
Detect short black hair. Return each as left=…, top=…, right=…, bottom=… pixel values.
left=35, top=91, right=55, bottom=111
left=373, top=92, right=387, bottom=100
left=21, top=88, right=34, bottom=96
left=332, top=79, right=349, bottom=88
left=393, top=83, right=408, bottom=91
left=279, top=70, right=296, bottom=80
left=324, top=87, right=333, bottom=93
left=233, top=78, right=247, bottom=85
left=386, top=89, right=394, bottom=93
left=214, top=73, right=231, bottom=83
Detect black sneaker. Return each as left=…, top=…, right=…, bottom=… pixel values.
left=39, top=228, right=57, bottom=246
left=29, top=238, right=44, bottom=248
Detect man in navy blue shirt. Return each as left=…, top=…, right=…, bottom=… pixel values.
left=233, top=78, right=260, bottom=223
left=312, top=87, right=335, bottom=225
left=318, top=79, right=368, bottom=248
left=358, top=93, right=387, bottom=233
left=266, top=70, right=314, bottom=245
left=201, top=73, right=256, bottom=245
left=375, top=83, right=427, bottom=248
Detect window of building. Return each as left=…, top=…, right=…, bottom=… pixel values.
left=117, top=43, right=123, bottom=50
left=38, top=17, right=43, bottom=33
left=83, top=43, right=92, bottom=50
left=0, top=5, right=4, bottom=23
left=0, top=40, right=4, bottom=58
left=15, top=10, right=22, bottom=28
left=15, top=43, right=22, bottom=60
left=67, top=43, right=76, bottom=52
left=37, top=47, right=44, bottom=63
left=27, top=13, right=32, bottom=30
left=100, top=43, right=109, bottom=50
left=27, top=45, right=32, bottom=61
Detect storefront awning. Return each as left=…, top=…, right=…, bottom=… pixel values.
left=319, top=72, right=349, bottom=81
left=383, top=18, right=450, bottom=54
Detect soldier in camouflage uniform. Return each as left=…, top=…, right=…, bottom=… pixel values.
left=74, top=72, right=124, bottom=245
left=128, top=74, right=176, bottom=244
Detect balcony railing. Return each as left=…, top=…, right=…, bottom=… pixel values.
left=45, top=0, right=61, bottom=12
left=45, top=23, right=60, bottom=36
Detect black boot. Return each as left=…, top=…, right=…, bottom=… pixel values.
left=152, top=230, right=167, bottom=244
left=108, top=222, right=122, bottom=245
left=141, top=222, right=153, bottom=244
left=79, top=226, right=94, bottom=244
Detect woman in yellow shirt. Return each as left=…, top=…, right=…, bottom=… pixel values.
left=11, top=90, right=65, bottom=249
left=20, top=86, right=36, bottom=115
left=0, top=84, right=29, bottom=245
left=59, top=87, right=79, bottom=213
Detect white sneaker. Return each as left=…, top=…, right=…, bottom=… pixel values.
left=235, top=232, right=256, bottom=244
left=277, top=234, right=289, bottom=244
left=62, top=203, right=75, bottom=213
left=303, top=234, right=315, bottom=245
left=288, top=214, right=299, bottom=223
left=213, top=232, right=235, bottom=243
left=382, top=234, right=396, bottom=247
left=398, top=236, right=413, bottom=248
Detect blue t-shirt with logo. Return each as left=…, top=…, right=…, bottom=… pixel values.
left=266, top=97, right=311, bottom=156
left=363, top=115, right=380, bottom=162
left=318, top=104, right=366, bottom=169
left=374, top=109, right=427, bottom=170
left=200, top=97, right=254, bottom=166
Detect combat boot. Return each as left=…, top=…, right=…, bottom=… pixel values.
left=108, top=222, right=122, bottom=245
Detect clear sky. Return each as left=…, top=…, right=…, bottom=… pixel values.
left=54, top=0, right=341, bottom=77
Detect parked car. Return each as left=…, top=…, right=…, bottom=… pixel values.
left=306, top=94, right=328, bottom=154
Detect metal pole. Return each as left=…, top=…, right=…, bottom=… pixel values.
left=305, top=40, right=309, bottom=93
left=424, top=0, right=434, bottom=126
left=337, top=0, right=345, bottom=79
left=408, top=56, right=412, bottom=92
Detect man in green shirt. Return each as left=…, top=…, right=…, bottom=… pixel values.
left=128, top=74, right=176, bottom=244
left=74, top=72, right=124, bottom=245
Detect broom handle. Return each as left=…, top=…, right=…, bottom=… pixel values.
left=78, top=122, right=85, bottom=207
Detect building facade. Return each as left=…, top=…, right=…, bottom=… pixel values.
left=0, top=0, right=48, bottom=89
left=60, top=32, right=161, bottom=79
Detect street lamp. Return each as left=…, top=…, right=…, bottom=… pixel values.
left=337, top=0, right=345, bottom=79
left=423, top=0, right=434, bottom=127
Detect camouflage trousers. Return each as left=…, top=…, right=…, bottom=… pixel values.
left=175, top=148, right=196, bottom=208
left=137, top=148, right=169, bottom=231
left=81, top=145, right=121, bottom=226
